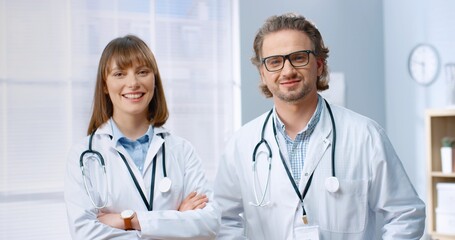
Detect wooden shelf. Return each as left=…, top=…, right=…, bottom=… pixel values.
left=431, top=172, right=455, bottom=178
left=428, top=232, right=455, bottom=240
left=426, top=109, right=455, bottom=240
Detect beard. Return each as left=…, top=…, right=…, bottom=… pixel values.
left=270, top=80, right=313, bottom=103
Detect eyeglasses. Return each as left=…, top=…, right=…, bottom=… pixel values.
left=261, top=50, right=315, bottom=72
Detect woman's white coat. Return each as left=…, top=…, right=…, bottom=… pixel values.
left=65, top=121, right=220, bottom=239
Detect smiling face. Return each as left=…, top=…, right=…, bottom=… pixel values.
left=105, top=60, right=155, bottom=122
left=87, top=35, right=169, bottom=134
left=259, top=29, right=323, bottom=104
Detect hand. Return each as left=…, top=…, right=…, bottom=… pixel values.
left=98, top=211, right=141, bottom=231
left=178, top=191, right=208, bottom=211
left=97, top=212, right=124, bottom=229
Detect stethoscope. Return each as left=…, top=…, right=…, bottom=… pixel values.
left=250, top=98, right=339, bottom=208
left=79, top=131, right=172, bottom=210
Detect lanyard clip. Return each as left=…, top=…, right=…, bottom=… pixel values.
left=302, top=215, right=308, bottom=224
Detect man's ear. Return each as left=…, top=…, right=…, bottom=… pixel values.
left=317, top=58, right=324, bottom=76
left=259, top=68, right=267, bottom=84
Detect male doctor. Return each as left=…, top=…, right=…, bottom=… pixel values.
left=214, top=13, right=425, bottom=239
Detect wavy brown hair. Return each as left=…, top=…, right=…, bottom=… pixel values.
left=251, top=13, right=330, bottom=97
left=87, top=35, right=168, bottom=135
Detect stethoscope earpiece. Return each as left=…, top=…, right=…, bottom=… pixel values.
left=325, top=176, right=340, bottom=193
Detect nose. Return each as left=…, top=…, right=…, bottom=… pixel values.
left=281, top=59, right=297, bottom=76
left=126, top=73, right=140, bottom=88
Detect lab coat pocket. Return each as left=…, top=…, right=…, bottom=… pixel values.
left=318, top=179, right=368, bottom=233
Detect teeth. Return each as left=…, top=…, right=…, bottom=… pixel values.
left=124, top=93, right=143, bottom=99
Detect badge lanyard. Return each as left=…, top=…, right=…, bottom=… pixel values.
left=272, top=118, right=314, bottom=224
left=118, top=151, right=159, bottom=211
left=119, top=133, right=169, bottom=211
left=118, top=133, right=170, bottom=211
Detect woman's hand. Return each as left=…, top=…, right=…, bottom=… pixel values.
left=96, top=192, right=208, bottom=230
left=178, top=191, right=208, bottom=211
left=97, top=212, right=124, bottom=229
left=97, top=212, right=140, bottom=230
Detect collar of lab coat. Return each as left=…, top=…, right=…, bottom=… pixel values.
left=265, top=101, right=334, bottom=191
left=94, top=120, right=170, bottom=179
left=95, top=120, right=169, bottom=137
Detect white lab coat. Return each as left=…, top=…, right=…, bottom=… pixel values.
left=214, top=102, right=425, bottom=240
left=65, top=121, right=220, bottom=239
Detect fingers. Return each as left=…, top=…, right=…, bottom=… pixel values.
left=194, top=201, right=207, bottom=210
left=178, top=191, right=209, bottom=211
left=191, top=194, right=208, bottom=209
left=185, top=191, right=198, bottom=200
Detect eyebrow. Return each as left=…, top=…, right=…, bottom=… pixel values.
left=109, top=65, right=151, bottom=73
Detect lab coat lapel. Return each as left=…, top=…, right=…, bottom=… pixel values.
left=96, top=121, right=149, bottom=195
left=142, top=127, right=167, bottom=176
left=96, top=121, right=124, bottom=155
left=263, top=115, right=302, bottom=207
left=300, top=104, right=332, bottom=189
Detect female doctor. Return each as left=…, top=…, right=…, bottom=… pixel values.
left=64, top=35, right=219, bottom=239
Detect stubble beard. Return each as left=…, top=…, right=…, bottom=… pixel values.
left=272, top=82, right=312, bottom=103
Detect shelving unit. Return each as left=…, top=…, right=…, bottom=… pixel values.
left=426, top=109, right=455, bottom=240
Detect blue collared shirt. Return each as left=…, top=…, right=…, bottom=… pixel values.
left=274, top=95, right=323, bottom=185
left=110, top=119, right=154, bottom=173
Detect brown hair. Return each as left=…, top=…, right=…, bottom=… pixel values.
left=251, top=13, right=330, bottom=97
left=87, top=35, right=168, bottom=135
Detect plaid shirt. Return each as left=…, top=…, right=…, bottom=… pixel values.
left=274, top=95, right=323, bottom=185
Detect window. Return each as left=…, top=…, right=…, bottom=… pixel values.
left=0, top=0, right=239, bottom=239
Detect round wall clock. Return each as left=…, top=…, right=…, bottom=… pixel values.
left=408, top=43, right=440, bottom=85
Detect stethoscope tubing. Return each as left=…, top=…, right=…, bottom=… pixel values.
left=79, top=131, right=108, bottom=209
left=250, top=98, right=338, bottom=207
left=250, top=110, right=274, bottom=207
left=325, top=98, right=337, bottom=177
left=79, top=131, right=169, bottom=210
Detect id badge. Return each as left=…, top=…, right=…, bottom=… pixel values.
left=294, top=225, right=320, bottom=240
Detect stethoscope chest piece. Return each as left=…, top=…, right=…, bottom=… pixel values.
left=325, top=176, right=340, bottom=193
left=159, top=177, right=172, bottom=193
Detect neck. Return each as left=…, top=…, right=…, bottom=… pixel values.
left=274, top=95, right=318, bottom=140
left=112, top=114, right=150, bottom=140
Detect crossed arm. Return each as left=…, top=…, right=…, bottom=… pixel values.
left=97, top=191, right=209, bottom=230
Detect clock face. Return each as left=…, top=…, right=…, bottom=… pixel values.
left=408, top=44, right=440, bottom=85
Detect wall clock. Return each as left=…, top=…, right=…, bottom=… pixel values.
left=408, top=43, right=440, bottom=85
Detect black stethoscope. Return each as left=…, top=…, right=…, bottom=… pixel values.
left=250, top=98, right=339, bottom=211
left=79, top=131, right=171, bottom=210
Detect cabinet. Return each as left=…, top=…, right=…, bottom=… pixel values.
left=426, top=109, right=455, bottom=240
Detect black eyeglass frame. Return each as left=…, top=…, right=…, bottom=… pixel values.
left=261, top=50, right=316, bottom=72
